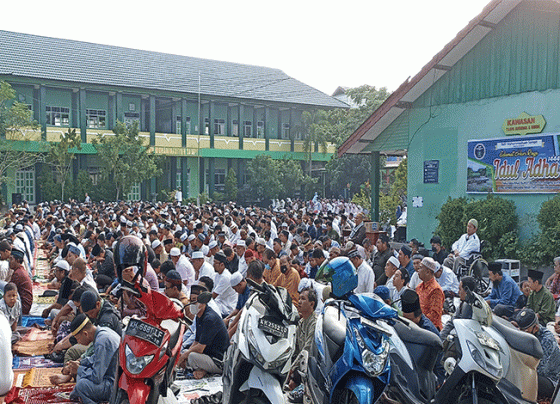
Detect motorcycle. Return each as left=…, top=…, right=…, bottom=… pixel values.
left=111, top=283, right=187, bottom=404
left=385, top=287, right=540, bottom=404
left=301, top=292, right=397, bottom=404
left=110, top=235, right=187, bottom=404
left=222, top=278, right=299, bottom=404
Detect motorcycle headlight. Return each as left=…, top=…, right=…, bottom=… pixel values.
left=125, top=344, right=154, bottom=375
left=465, top=340, right=502, bottom=379
left=362, top=340, right=390, bottom=376
left=475, top=332, right=500, bottom=351
left=247, top=330, right=266, bottom=367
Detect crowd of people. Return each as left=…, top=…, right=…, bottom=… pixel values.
left=0, top=198, right=559, bottom=402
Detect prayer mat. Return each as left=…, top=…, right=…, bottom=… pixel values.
left=20, top=316, right=46, bottom=328
left=20, top=327, right=52, bottom=342
left=4, top=385, right=76, bottom=404
left=12, top=356, right=62, bottom=370
left=33, top=295, right=56, bottom=305
left=13, top=340, right=52, bottom=357
left=21, top=368, right=73, bottom=388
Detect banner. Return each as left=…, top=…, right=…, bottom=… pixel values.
left=467, top=133, right=560, bottom=193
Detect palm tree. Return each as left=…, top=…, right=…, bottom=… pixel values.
left=298, top=110, right=329, bottom=176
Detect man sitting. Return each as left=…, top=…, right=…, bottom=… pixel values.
left=440, top=276, right=476, bottom=340
left=177, top=292, right=230, bottom=379
left=416, top=257, right=444, bottom=330
left=69, top=313, right=120, bottom=404
left=448, top=219, right=480, bottom=274
left=527, top=269, right=556, bottom=325
left=517, top=308, right=560, bottom=400
left=485, top=262, right=522, bottom=319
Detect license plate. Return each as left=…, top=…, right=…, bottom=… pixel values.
left=258, top=318, right=288, bottom=338
left=125, top=319, right=165, bottom=347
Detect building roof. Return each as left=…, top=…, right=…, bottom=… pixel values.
left=338, top=0, right=523, bottom=156
left=0, top=30, right=347, bottom=109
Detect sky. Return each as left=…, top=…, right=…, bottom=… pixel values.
left=2, top=0, right=491, bottom=95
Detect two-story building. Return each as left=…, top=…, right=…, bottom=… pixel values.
left=0, top=30, right=347, bottom=204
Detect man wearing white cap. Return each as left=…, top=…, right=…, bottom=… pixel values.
left=235, top=240, right=248, bottom=277
left=417, top=257, right=444, bottom=330
left=170, top=248, right=195, bottom=291
left=224, top=272, right=250, bottom=337
left=151, top=239, right=168, bottom=263
left=229, top=223, right=240, bottom=246
left=206, top=240, right=219, bottom=266
left=384, top=256, right=400, bottom=295
left=191, top=251, right=215, bottom=281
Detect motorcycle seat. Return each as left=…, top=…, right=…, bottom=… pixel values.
left=491, top=315, right=543, bottom=359
left=394, top=317, right=443, bottom=348
left=323, top=306, right=347, bottom=348
left=161, top=319, right=182, bottom=349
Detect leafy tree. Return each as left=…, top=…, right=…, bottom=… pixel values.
left=327, top=154, right=372, bottom=197
left=299, top=110, right=329, bottom=175
left=92, top=120, right=161, bottom=200
left=47, top=128, right=81, bottom=201
left=224, top=168, right=238, bottom=202
left=247, top=154, right=282, bottom=200
left=278, top=158, right=317, bottom=199
left=326, top=85, right=391, bottom=147
left=0, top=80, right=44, bottom=196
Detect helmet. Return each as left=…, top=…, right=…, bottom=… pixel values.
left=316, top=256, right=358, bottom=298
left=114, top=235, right=147, bottom=285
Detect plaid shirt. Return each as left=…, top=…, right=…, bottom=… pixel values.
left=416, top=277, right=444, bottom=330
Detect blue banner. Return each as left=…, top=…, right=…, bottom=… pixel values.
left=467, top=134, right=560, bottom=193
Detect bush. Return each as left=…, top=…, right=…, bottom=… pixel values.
left=435, top=195, right=519, bottom=261
left=520, top=195, right=560, bottom=267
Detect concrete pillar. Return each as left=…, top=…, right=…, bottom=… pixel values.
left=209, top=101, right=214, bottom=148
left=371, top=151, right=380, bottom=222
left=208, top=157, right=215, bottom=198
left=116, top=92, right=123, bottom=123
left=149, top=96, right=156, bottom=146
left=238, top=104, right=244, bottom=149
left=181, top=99, right=188, bottom=148
left=79, top=89, right=87, bottom=142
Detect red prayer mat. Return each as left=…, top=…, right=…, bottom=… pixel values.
left=5, top=386, right=77, bottom=404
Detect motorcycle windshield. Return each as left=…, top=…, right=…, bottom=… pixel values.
left=348, top=293, right=397, bottom=321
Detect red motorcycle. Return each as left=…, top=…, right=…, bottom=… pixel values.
left=110, top=236, right=187, bottom=404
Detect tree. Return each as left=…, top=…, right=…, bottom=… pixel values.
left=92, top=120, right=161, bottom=200
left=0, top=80, right=44, bottom=198
left=278, top=157, right=317, bottom=199
left=224, top=168, right=238, bottom=202
left=47, top=128, right=81, bottom=201
left=247, top=154, right=283, bottom=200
left=326, top=154, right=372, bottom=197
left=299, top=110, right=329, bottom=176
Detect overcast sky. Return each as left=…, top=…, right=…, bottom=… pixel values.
left=2, top=0, right=491, bottom=95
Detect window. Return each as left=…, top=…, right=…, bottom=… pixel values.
left=244, top=121, right=252, bottom=138
left=282, top=123, right=290, bottom=139
left=204, top=118, right=210, bottom=135
left=86, top=109, right=106, bottom=128
left=214, top=119, right=225, bottom=136
left=185, top=117, right=191, bottom=134
left=205, top=168, right=226, bottom=192
left=127, top=183, right=140, bottom=201
left=232, top=120, right=239, bottom=137
left=124, top=112, right=140, bottom=127
left=46, top=106, right=69, bottom=126
left=176, top=158, right=182, bottom=189
left=87, top=167, right=101, bottom=186
left=15, top=166, right=35, bottom=204
left=215, top=168, right=225, bottom=192
left=256, top=121, right=265, bottom=138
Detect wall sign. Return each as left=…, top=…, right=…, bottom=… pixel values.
left=467, top=133, right=560, bottom=194
left=423, top=160, right=439, bottom=183
left=502, top=112, right=545, bottom=136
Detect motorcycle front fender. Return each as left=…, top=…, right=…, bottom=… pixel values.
left=344, top=373, right=375, bottom=404
left=239, top=366, right=284, bottom=404
left=118, top=373, right=151, bottom=404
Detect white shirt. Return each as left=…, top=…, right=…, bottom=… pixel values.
left=385, top=274, right=396, bottom=296
left=175, top=256, right=195, bottom=289
left=238, top=256, right=248, bottom=278
left=0, top=261, right=10, bottom=282
left=451, top=233, right=480, bottom=260
left=409, top=272, right=421, bottom=290
left=354, top=260, right=375, bottom=294
left=212, top=269, right=238, bottom=317
left=197, top=262, right=215, bottom=281
left=436, top=266, right=459, bottom=294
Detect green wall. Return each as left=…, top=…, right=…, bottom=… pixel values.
left=405, top=88, right=560, bottom=245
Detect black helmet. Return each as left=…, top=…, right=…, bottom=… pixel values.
left=114, top=235, right=147, bottom=285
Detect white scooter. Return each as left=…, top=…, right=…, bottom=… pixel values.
left=222, top=279, right=299, bottom=404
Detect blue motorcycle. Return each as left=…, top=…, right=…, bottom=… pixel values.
left=300, top=257, right=398, bottom=404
